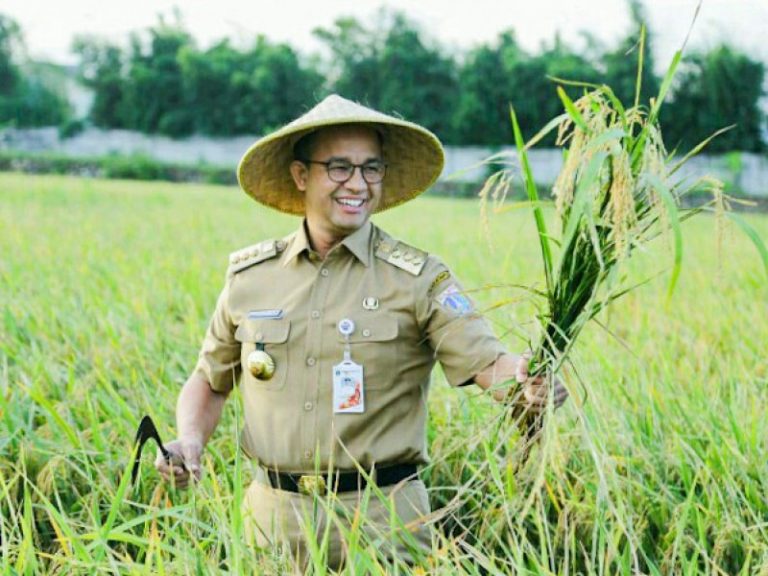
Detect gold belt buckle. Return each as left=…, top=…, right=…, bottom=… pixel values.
left=298, top=474, right=326, bottom=495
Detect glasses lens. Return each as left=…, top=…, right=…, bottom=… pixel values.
left=327, top=161, right=353, bottom=182
left=362, top=162, right=385, bottom=184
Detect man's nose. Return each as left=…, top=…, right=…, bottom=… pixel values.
left=344, top=166, right=369, bottom=192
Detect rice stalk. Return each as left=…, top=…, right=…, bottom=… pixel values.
left=484, top=39, right=768, bottom=446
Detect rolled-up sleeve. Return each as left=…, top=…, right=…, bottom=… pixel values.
left=194, top=279, right=241, bottom=392
left=416, top=258, right=507, bottom=387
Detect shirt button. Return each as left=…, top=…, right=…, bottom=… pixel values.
left=311, top=310, right=320, bottom=319
left=362, top=329, right=371, bottom=337
left=306, top=357, right=316, bottom=366
left=320, top=269, right=330, bottom=277
left=304, top=401, right=313, bottom=411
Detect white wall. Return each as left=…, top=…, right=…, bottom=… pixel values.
left=1, top=127, right=766, bottom=196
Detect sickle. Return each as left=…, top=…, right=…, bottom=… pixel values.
left=131, top=415, right=182, bottom=484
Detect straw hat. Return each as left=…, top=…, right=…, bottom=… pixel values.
left=237, top=94, right=445, bottom=215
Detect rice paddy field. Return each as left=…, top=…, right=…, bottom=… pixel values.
left=1, top=172, right=767, bottom=575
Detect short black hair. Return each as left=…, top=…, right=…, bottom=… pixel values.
left=293, top=131, right=317, bottom=162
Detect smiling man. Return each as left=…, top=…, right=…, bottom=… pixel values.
left=155, top=95, right=567, bottom=568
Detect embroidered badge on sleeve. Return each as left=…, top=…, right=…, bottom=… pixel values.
left=435, top=284, right=473, bottom=315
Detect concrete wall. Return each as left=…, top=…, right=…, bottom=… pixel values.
left=1, top=127, right=766, bottom=196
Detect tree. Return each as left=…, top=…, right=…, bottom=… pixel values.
left=0, top=14, right=21, bottom=96
left=179, top=37, right=323, bottom=136
left=377, top=13, right=459, bottom=141
left=178, top=40, right=248, bottom=135
left=0, top=13, right=70, bottom=127
left=663, top=45, right=765, bottom=153
left=239, top=38, right=325, bottom=134
left=314, top=11, right=460, bottom=141
left=454, top=31, right=521, bottom=145
left=72, top=36, right=127, bottom=128
left=454, top=31, right=600, bottom=145
left=122, top=17, right=194, bottom=136
left=601, top=0, right=660, bottom=107
left=313, top=16, right=384, bottom=104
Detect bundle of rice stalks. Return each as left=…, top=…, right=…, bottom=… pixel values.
left=484, top=38, right=768, bottom=444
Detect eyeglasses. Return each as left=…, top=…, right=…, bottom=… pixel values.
left=301, top=159, right=387, bottom=184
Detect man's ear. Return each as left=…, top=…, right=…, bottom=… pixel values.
left=290, top=161, right=308, bottom=191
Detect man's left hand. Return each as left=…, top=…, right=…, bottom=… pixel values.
left=508, top=352, right=568, bottom=413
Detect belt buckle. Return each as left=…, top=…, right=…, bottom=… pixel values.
left=298, top=474, right=326, bottom=495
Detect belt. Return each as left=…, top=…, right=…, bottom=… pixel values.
left=265, top=463, right=418, bottom=495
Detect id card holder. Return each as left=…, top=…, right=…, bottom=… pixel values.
left=333, top=319, right=364, bottom=413
left=333, top=359, right=365, bottom=413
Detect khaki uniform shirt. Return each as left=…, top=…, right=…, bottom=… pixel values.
left=194, top=220, right=507, bottom=473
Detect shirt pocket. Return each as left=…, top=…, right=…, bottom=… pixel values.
left=337, top=314, right=399, bottom=390
left=235, top=319, right=291, bottom=390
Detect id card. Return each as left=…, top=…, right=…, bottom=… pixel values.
left=333, top=360, right=365, bottom=413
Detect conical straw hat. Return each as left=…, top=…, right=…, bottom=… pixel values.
left=237, top=94, right=445, bottom=215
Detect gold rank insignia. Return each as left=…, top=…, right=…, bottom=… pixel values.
left=375, top=239, right=427, bottom=276
left=229, top=239, right=287, bottom=275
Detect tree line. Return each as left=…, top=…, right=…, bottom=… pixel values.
left=1, top=5, right=765, bottom=152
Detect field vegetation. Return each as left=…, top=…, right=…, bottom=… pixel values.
left=1, top=173, right=767, bottom=574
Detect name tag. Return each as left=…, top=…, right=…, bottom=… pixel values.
left=247, top=309, right=284, bottom=320
left=333, top=360, right=365, bottom=413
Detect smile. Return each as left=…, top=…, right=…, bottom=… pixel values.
left=335, top=198, right=366, bottom=207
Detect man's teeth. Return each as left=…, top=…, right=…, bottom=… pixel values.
left=336, top=198, right=365, bottom=207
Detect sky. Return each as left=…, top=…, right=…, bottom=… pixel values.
left=3, top=0, right=767, bottom=67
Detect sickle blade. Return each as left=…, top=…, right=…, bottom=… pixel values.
left=131, top=415, right=172, bottom=484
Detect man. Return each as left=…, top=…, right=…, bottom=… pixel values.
left=155, top=95, right=567, bottom=567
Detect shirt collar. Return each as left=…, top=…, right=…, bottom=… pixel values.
left=340, top=220, right=373, bottom=266
left=282, top=221, right=312, bottom=265
left=282, top=219, right=373, bottom=267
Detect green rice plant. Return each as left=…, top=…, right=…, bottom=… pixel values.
left=482, top=29, right=768, bottom=442
left=1, top=171, right=766, bottom=573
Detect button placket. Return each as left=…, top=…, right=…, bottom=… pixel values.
left=302, top=259, right=333, bottom=467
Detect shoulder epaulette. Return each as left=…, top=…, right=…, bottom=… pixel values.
left=374, top=237, right=428, bottom=276
left=228, top=239, right=286, bottom=275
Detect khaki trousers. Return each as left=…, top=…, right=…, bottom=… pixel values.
left=242, top=466, right=433, bottom=570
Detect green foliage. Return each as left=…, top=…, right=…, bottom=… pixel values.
left=315, top=10, right=460, bottom=140
left=0, top=150, right=236, bottom=184
left=123, top=19, right=194, bottom=136
left=0, top=76, right=71, bottom=127
left=455, top=32, right=601, bottom=146
left=71, top=19, right=323, bottom=137
left=3, top=4, right=766, bottom=150
left=0, top=13, right=71, bottom=128
left=193, top=36, right=321, bottom=135
left=101, top=153, right=165, bottom=180
left=71, top=37, right=127, bottom=128
left=662, top=45, right=766, bottom=153
left=58, top=118, right=86, bottom=139
left=0, top=14, right=21, bottom=93
left=600, top=0, right=660, bottom=106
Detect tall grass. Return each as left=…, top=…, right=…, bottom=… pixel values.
left=480, top=33, right=767, bottom=456
left=1, top=173, right=767, bottom=574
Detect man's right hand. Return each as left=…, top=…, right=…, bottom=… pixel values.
left=155, top=438, right=203, bottom=489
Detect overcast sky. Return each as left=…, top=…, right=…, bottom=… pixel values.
left=3, top=0, right=767, bottom=67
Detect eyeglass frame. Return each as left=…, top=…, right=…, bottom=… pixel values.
left=299, top=158, right=388, bottom=184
